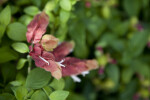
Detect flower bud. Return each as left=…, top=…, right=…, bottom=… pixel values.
left=41, top=34, right=59, bottom=51
left=139, top=88, right=150, bottom=98
left=97, top=55, right=108, bottom=67
left=101, top=5, right=110, bottom=19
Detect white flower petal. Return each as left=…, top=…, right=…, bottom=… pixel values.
left=81, top=71, right=89, bottom=77
left=71, top=75, right=81, bottom=82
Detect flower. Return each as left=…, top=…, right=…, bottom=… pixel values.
left=98, top=67, right=104, bottom=75
left=85, top=1, right=91, bottom=8
left=136, top=23, right=143, bottom=31
left=27, top=12, right=98, bottom=81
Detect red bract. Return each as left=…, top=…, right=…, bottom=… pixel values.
left=62, top=57, right=98, bottom=76
left=27, top=12, right=98, bottom=80
left=26, top=12, right=49, bottom=43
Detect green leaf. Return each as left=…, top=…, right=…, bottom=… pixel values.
left=0, top=5, right=11, bottom=26
left=10, top=81, right=22, bottom=86
left=1, top=63, right=16, bottom=83
left=44, top=1, right=56, bottom=12
left=43, top=86, right=53, bottom=95
left=131, top=60, right=150, bottom=78
left=50, top=78, right=65, bottom=90
left=69, top=21, right=89, bottom=58
left=12, top=86, right=28, bottom=100
left=7, top=22, right=27, bottom=41
left=24, top=6, right=39, bottom=16
left=16, top=0, right=30, bottom=6
left=60, top=9, right=70, bottom=24
left=123, top=0, right=142, bottom=16
left=86, top=16, right=106, bottom=45
left=67, top=93, right=86, bottom=100
left=119, top=80, right=137, bottom=100
left=19, top=15, right=33, bottom=26
left=106, top=65, right=120, bottom=84
left=49, top=90, right=69, bottom=100
left=128, top=31, right=148, bottom=57
left=10, top=5, right=19, bottom=15
left=16, top=58, right=27, bottom=70
left=16, top=72, right=26, bottom=85
left=113, top=21, right=129, bottom=36
left=12, top=42, right=29, bottom=53
left=0, top=46, right=18, bottom=63
left=0, top=93, right=16, bottom=100
left=26, top=68, right=51, bottom=89
left=60, top=0, right=72, bottom=11
left=121, top=68, right=134, bottom=84
left=31, top=0, right=41, bottom=7
left=31, top=90, right=48, bottom=100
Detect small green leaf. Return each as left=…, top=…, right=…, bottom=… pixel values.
left=128, top=31, right=148, bottom=57
left=12, top=86, right=28, bottom=100
left=50, top=78, right=65, bottom=90
left=44, top=1, right=56, bottom=12
left=31, top=90, right=48, bottom=100
left=43, top=86, right=53, bottom=95
left=24, top=6, right=39, bottom=16
left=123, top=0, right=142, bottom=16
left=31, top=0, right=41, bottom=7
left=60, top=9, right=70, bottom=24
left=121, top=68, right=134, bottom=84
left=49, top=90, right=69, bottom=100
left=12, top=42, right=29, bottom=53
left=26, top=68, right=51, bottom=89
left=16, top=58, right=27, bottom=70
left=19, top=15, right=33, bottom=26
left=10, top=81, right=22, bottom=86
left=0, top=5, right=11, bottom=26
left=7, top=22, right=27, bottom=41
left=106, top=65, right=120, bottom=84
left=60, top=0, right=72, bottom=11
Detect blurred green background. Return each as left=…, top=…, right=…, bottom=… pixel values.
left=0, top=0, right=150, bottom=100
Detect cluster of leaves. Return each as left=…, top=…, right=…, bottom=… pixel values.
left=0, top=0, right=150, bottom=100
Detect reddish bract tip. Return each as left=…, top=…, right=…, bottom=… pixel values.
left=26, top=11, right=49, bottom=43
left=62, top=58, right=98, bottom=76
left=85, top=59, right=98, bottom=70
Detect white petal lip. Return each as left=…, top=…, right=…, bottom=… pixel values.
left=39, top=56, right=50, bottom=65
left=71, top=75, right=81, bottom=82
left=81, top=71, right=89, bottom=77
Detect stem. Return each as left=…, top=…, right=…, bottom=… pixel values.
left=27, top=55, right=32, bottom=74
left=42, top=88, right=50, bottom=100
